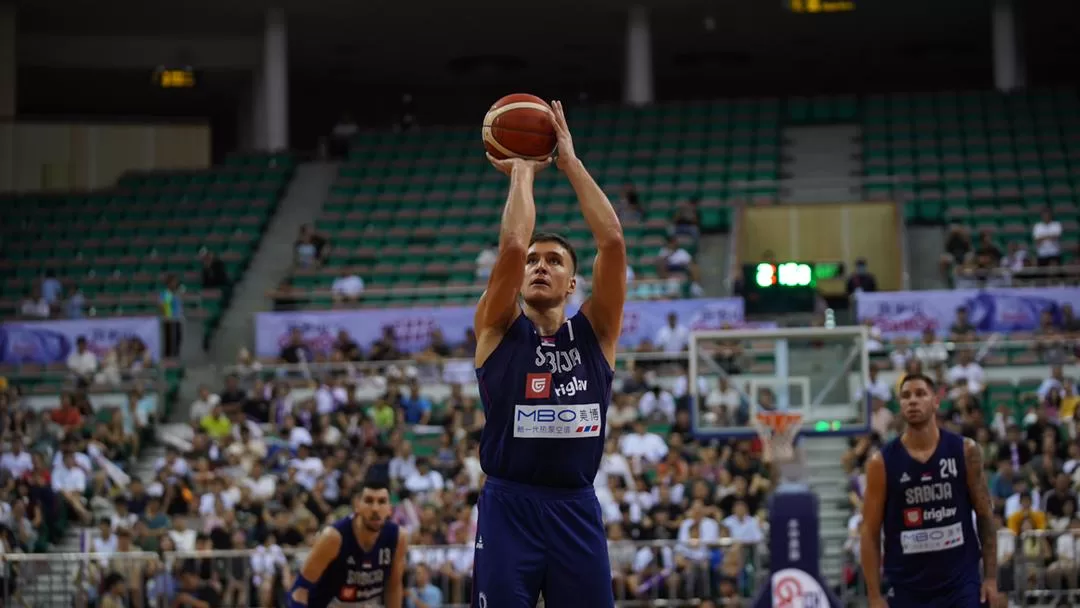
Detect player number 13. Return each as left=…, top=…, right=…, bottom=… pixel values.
left=378, top=547, right=392, bottom=566
left=939, top=458, right=958, bottom=479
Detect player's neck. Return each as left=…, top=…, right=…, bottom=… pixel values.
left=902, top=423, right=940, bottom=451
left=523, top=304, right=566, bottom=336
left=352, top=517, right=382, bottom=548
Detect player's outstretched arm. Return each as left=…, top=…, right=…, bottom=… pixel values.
left=549, top=100, right=626, bottom=366
left=474, top=154, right=551, bottom=367
left=385, top=530, right=409, bottom=608
left=964, top=437, right=999, bottom=605
left=288, top=526, right=342, bottom=607
left=860, top=452, right=888, bottom=607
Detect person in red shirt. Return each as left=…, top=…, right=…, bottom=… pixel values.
left=50, top=393, right=82, bottom=431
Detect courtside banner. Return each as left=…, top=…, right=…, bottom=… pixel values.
left=856, top=287, right=1080, bottom=338
left=0, top=317, right=162, bottom=364
left=255, top=298, right=749, bottom=358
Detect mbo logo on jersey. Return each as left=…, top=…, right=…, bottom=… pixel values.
left=514, top=404, right=602, bottom=439
left=534, top=345, right=582, bottom=374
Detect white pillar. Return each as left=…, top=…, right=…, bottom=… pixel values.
left=623, top=5, right=654, bottom=107
left=263, top=8, right=289, bottom=151
left=990, top=0, right=1024, bottom=92
left=0, top=4, right=16, bottom=118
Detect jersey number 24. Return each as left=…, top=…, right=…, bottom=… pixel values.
left=939, top=458, right=958, bottom=479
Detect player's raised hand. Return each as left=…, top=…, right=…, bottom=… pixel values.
left=485, top=153, right=551, bottom=177
left=548, top=100, right=578, bottom=170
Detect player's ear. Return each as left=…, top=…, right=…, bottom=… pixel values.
left=567, top=274, right=576, bottom=294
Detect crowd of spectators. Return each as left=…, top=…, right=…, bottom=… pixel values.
left=941, top=211, right=1075, bottom=289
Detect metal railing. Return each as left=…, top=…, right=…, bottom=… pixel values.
left=1012, top=529, right=1080, bottom=608
left=951, top=264, right=1080, bottom=289
left=0, top=540, right=764, bottom=608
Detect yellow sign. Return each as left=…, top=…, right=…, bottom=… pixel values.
left=155, top=68, right=196, bottom=89
left=790, top=0, right=856, bottom=13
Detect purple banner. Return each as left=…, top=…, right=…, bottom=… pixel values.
left=0, top=317, right=162, bottom=364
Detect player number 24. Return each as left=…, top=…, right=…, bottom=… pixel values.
left=939, top=458, right=958, bottom=479
left=379, top=548, right=392, bottom=566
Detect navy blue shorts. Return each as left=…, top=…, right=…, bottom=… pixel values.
left=471, top=476, right=614, bottom=608
left=888, top=579, right=985, bottom=608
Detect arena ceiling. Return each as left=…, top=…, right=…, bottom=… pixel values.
left=9, top=0, right=1080, bottom=143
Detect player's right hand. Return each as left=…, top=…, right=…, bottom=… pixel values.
left=485, top=153, right=551, bottom=177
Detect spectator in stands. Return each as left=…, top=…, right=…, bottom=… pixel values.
left=670, top=198, right=700, bottom=241
left=940, top=225, right=973, bottom=283
left=948, top=307, right=976, bottom=342
left=66, top=336, right=99, bottom=387
left=1032, top=209, right=1064, bottom=267
left=188, top=385, right=221, bottom=424
left=332, top=273, right=365, bottom=306
left=1, top=435, right=33, bottom=479
left=279, top=329, right=313, bottom=366
left=655, top=312, right=690, bottom=353
left=19, top=284, right=50, bottom=319
left=1000, top=241, right=1031, bottom=275
left=475, top=241, right=498, bottom=281
left=616, top=182, right=643, bottom=222
left=976, top=229, right=1004, bottom=268
left=947, top=348, right=986, bottom=395
left=160, top=274, right=184, bottom=358
left=914, top=327, right=949, bottom=371
left=294, top=223, right=329, bottom=268
left=219, top=375, right=248, bottom=411
left=845, top=257, right=878, bottom=299
left=52, top=448, right=92, bottom=523
left=620, top=419, right=669, bottom=467
left=41, top=270, right=62, bottom=305
left=369, top=326, right=403, bottom=361
left=63, top=280, right=87, bottom=319
left=1007, top=492, right=1048, bottom=534
left=657, top=235, right=696, bottom=284
left=200, top=250, right=228, bottom=289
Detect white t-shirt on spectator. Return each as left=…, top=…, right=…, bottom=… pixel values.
left=705, top=386, right=741, bottom=410
left=20, top=298, right=50, bottom=318
left=0, top=451, right=33, bottom=479
left=67, top=351, right=98, bottom=377
left=51, top=464, right=88, bottom=493
left=655, top=324, right=690, bottom=353
left=154, top=456, right=191, bottom=478
left=92, top=532, right=117, bottom=555
left=671, top=375, right=709, bottom=399
left=1032, top=221, right=1062, bottom=258
left=332, top=275, right=365, bottom=298
left=288, top=427, right=314, bottom=449
left=169, top=529, right=197, bottom=552
left=291, top=457, right=325, bottom=490
left=861, top=378, right=893, bottom=403
left=947, top=362, right=986, bottom=394
left=1055, top=531, right=1079, bottom=562
left=594, top=452, right=634, bottom=492
left=638, top=390, right=676, bottom=422
left=404, top=470, right=445, bottom=496
left=722, top=514, right=765, bottom=544
left=189, top=394, right=221, bottom=422
left=198, top=490, right=238, bottom=516
left=243, top=474, right=278, bottom=501
left=111, top=512, right=139, bottom=531
left=389, top=455, right=418, bottom=482
left=619, top=431, right=668, bottom=464
left=677, top=517, right=721, bottom=545
left=251, top=544, right=287, bottom=585
left=52, top=451, right=93, bottom=471
left=915, top=342, right=949, bottom=369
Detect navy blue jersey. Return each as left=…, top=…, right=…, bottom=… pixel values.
left=881, top=428, right=982, bottom=593
left=307, top=516, right=399, bottom=608
left=476, top=310, right=614, bottom=489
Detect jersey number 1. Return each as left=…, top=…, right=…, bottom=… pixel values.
left=378, top=547, right=392, bottom=566
left=939, top=457, right=958, bottom=479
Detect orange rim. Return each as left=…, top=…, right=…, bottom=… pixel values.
left=756, top=412, right=802, bottom=435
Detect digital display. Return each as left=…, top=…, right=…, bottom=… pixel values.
left=153, top=67, right=196, bottom=89
left=788, top=0, right=856, bottom=13
left=754, top=262, right=816, bottom=288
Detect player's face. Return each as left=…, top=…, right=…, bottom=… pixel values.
left=899, top=378, right=937, bottom=428
left=522, top=241, right=575, bottom=309
left=354, top=488, right=392, bottom=532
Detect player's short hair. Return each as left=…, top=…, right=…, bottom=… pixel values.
left=530, top=232, right=578, bottom=273
left=357, top=476, right=390, bottom=496
left=899, top=373, right=937, bottom=393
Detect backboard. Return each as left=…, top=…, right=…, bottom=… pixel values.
left=689, top=325, right=871, bottom=439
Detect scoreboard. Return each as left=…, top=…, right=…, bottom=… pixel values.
left=787, top=0, right=856, bottom=13
left=742, top=262, right=846, bottom=314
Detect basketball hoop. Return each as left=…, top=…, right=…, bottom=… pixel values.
left=754, top=411, right=803, bottom=464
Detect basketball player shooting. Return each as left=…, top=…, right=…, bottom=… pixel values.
left=860, top=373, right=999, bottom=608
left=472, top=99, right=627, bottom=608
left=288, top=480, right=407, bottom=608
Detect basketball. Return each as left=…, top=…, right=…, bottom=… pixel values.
left=482, top=94, right=557, bottom=160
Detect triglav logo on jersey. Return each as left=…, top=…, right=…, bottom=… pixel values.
left=526, top=373, right=551, bottom=399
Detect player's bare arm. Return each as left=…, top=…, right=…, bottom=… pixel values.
left=384, top=530, right=409, bottom=608
left=474, top=153, right=552, bottom=367
left=964, top=437, right=999, bottom=604
left=860, top=452, right=888, bottom=607
left=550, top=100, right=627, bottom=366
left=289, top=526, right=343, bottom=606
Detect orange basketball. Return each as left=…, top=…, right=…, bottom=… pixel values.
left=482, top=94, right=557, bottom=160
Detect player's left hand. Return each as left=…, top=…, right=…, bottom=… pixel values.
left=980, top=578, right=998, bottom=604
left=548, top=100, right=578, bottom=170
